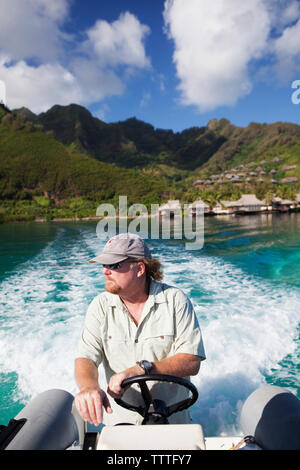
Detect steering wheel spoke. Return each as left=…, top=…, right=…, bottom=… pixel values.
left=138, top=380, right=152, bottom=410
left=167, top=397, right=194, bottom=417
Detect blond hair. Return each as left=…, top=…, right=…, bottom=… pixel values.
left=129, top=257, right=163, bottom=282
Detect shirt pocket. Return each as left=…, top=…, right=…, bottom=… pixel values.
left=140, top=329, right=175, bottom=361
left=102, top=334, right=133, bottom=371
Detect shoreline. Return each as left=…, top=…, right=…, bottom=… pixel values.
left=1, top=208, right=299, bottom=225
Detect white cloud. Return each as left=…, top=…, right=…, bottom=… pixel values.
left=140, top=91, right=151, bottom=108
left=69, top=58, right=125, bottom=104
left=0, top=0, right=71, bottom=62
left=263, top=0, right=300, bottom=32
left=0, top=53, right=126, bottom=113
left=84, top=12, right=151, bottom=69
left=0, top=57, right=82, bottom=112
left=28, top=0, right=71, bottom=22
left=163, top=0, right=300, bottom=112
left=0, top=79, right=6, bottom=105
left=272, top=17, right=300, bottom=81
left=0, top=3, right=150, bottom=113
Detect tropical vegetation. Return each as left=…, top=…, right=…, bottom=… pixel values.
left=0, top=103, right=299, bottom=223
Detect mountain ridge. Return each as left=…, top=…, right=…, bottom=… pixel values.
left=12, top=103, right=300, bottom=174
left=0, top=102, right=298, bottom=223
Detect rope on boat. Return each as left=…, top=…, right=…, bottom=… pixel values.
left=229, top=435, right=256, bottom=450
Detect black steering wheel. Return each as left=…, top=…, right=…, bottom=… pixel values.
left=115, top=374, right=198, bottom=424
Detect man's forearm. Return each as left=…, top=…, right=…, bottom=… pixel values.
left=74, top=358, right=113, bottom=425
left=75, top=357, right=100, bottom=391
left=151, top=353, right=201, bottom=377
left=107, top=353, right=200, bottom=399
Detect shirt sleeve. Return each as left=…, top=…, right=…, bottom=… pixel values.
left=173, top=290, right=206, bottom=360
left=75, top=296, right=104, bottom=367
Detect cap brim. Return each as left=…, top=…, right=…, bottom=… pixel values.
left=88, top=253, right=129, bottom=264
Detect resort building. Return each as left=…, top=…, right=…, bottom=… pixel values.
left=212, top=203, right=230, bottom=215
left=187, top=199, right=211, bottom=216
left=219, top=194, right=268, bottom=214
left=281, top=177, right=298, bottom=183
left=158, top=200, right=181, bottom=217
left=271, top=197, right=295, bottom=212
left=157, top=193, right=300, bottom=220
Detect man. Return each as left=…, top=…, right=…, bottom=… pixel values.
left=74, top=233, right=205, bottom=426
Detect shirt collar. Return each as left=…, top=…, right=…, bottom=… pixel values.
left=105, top=279, right=167, bottom=307
left=148, top=279, right=167, bottom=304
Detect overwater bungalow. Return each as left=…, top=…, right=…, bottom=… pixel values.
left=212, top=202, right=230, bottom=215
left=158, top=200, right=181, bottom=218
left=271, top=197, right=295, bottom=212
left=187, top=199, right=211, bottom=216
left=220, top=194, right=268, bottom=214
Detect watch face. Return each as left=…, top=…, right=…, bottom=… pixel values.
left=141, top=360, right=152, bottom=374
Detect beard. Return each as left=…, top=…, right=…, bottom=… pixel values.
left=105, top=277, right=121, bottom=294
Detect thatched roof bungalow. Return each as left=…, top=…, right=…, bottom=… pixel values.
left=187, top=199, right=211, bottom=216
left=220, top=194, right=267, bottom=213
left=158, top=200, right=181, bottom=217
left=271, top=197, right=295, bottom=212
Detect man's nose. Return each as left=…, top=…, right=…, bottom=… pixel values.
left=102, top=266, right=111, bottom=275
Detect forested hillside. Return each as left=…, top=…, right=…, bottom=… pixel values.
left=0, top=102, right=299, bottom=222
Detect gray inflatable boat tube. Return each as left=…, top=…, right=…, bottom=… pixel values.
left=240, top=385, right=300, bottom=450
left=4, top=389, right=81, bottom=450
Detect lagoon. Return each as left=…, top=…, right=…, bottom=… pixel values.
left=0, top=212, right=299, bottom=436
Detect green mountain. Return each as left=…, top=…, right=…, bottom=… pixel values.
left=13, top=104, right=300, bottom=175
left=13, top=104, right=228, bottom=170
left=1, top=102, right=299, bottom=222
left=0, top=105, right=165, bottom=222
left=198, top=118, right=300, bottom=174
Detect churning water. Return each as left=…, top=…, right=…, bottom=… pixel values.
left=0, top=213, right=299, bottom=436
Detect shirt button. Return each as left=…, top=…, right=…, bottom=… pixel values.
left=135, top=339, right=138, bottom=343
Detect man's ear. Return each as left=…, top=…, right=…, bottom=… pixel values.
left=136, top=261, right=146, bottom=277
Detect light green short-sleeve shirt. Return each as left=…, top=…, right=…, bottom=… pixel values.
left=76, top=280, right=205, bottom=425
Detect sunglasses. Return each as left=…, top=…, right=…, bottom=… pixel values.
left=102, top=259, right=139, bottom=271
left=102, top=260, right=129, bottom=270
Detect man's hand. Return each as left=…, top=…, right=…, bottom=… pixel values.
left=107, top=364, right=144, bottom=399
left=74, top=386, right=113, bottom=426
left=107, top=354, right=201, bottom=399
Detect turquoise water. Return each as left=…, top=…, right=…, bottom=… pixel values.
left=0, top=213, right=299, bottom=436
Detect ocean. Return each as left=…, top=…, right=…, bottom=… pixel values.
left=0, top=212, right=299, bottom=437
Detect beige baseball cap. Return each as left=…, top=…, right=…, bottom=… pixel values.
left=89, top=233, right=152, bottom=264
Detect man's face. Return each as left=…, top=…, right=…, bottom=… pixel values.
left=102, top=259, right=139, bottom=295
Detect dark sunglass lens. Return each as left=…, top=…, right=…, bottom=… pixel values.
left=103, top=262, right=120, bottom=270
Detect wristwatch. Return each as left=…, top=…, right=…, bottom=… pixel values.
left=137, top=360, right=153, bottom=375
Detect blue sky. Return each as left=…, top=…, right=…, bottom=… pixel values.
left=0, top=0, right=300, bottom=132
